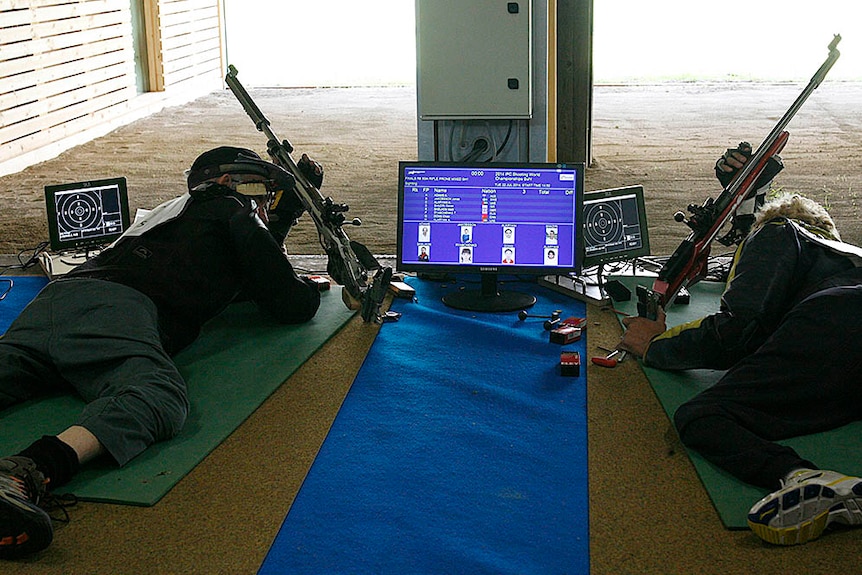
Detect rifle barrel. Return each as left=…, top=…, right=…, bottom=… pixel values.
left=727, top=35, right=840, bottom=199
left=652, top=35, right=842, bottom=308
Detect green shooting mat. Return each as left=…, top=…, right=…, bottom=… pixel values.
left=1, top=287, right=355, bottom=506
left=609, top=275, right=862, bottom=529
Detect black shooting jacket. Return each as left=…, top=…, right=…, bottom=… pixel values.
left=642, top=217, right=862, bottom=371
left=66, top=190, right=320, bottom=355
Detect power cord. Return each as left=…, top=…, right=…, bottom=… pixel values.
left=1, top=241, right=49, bottom=274
left=0, top=241, right=50, bottom=302
left=448, top=120, right=515, bottom=162
left=0, top=278, right=12, bottom=301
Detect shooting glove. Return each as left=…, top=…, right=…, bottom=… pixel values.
left=714, top=141, right=785, bottom=246
left=298, top=153, right=324, bottom=189
left=715, top=141, right=752, bottom=188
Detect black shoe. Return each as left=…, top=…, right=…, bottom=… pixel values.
left=0, top=456, right=53, bottom=559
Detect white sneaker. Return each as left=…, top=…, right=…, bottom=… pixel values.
left=748, top=469, right=862, bottom=545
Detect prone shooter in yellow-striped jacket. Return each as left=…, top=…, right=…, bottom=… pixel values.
left=620, top=150, right=862, bottom=547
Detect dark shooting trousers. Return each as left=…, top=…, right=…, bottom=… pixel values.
left=0, top=278, right=188, bottom=466
left=674, top=284, right=862, bottom=489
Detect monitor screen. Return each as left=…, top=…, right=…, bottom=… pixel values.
left=397, top=161, right=585, bottom=312
left=45, top=177, right=131, bottom=253
left=582, top=185, right=650, bottom=269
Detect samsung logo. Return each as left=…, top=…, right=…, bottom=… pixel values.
left=478, top=267, right=499, bottom=272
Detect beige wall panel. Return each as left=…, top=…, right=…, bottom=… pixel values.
left=0, top=0, right=224, bottom=175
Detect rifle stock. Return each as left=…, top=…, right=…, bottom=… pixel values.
left=225, top=65, right=391, bottom=322
left=648, top=35, right=841, bottom=310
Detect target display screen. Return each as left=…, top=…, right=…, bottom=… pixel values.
left=45, top=177, right=131, bottom=253
left=582, top=185, right=650, bottom=268
left=397, top=161, right=584, bottom=275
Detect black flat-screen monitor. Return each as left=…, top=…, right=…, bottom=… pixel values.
left=582, top=185, right=650, bottom=268
left=397, top=161, right=585, bottom=312
left=45, top=177, right=131, bottom=253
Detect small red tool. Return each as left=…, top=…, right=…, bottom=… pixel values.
left=591, top=349, right=626, bottom=368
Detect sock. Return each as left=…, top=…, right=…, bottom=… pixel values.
left=16, top=435, right=81, bottom=489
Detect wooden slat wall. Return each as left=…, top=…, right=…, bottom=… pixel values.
left=158, top=0, right=222, bottom=88
left=0, top=0, right=224, bottom=174
left=0, top=0, right=137, bottom=158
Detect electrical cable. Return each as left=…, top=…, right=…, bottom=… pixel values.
left=495, top=120, right=514, bottom=157
left=1, top=241, right=49, bottom=274
left=0, top=278, right=12, bottom=301
left=448, top=120, right=515, bottom=163
left=0, top=242, right=50, bottom=302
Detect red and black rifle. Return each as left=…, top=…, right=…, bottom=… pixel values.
left=638, top=35, right=842, bottom=319
left=225, top=65, right=391, bottom=323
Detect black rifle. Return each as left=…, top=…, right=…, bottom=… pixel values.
left=225, top=65, right=391, bottom=322
left=639, top=35, right=841, bottom=318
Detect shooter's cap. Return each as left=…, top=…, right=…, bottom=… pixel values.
left=186, top=146, right=294, bottom=193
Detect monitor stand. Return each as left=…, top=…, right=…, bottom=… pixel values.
left=38, top=248, right=101, bottom=280
left=442, top=273, right=536, bottom=313
left=539, top=267, right=610, bottom=306
left=538, top=260, right=667, bottom=306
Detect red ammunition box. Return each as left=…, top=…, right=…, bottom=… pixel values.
left=560, top=351, right=581, bottom=377
left=561, top=316, right=587, bottom=329
left=307, top=275, right=331, bottom=290
left=550, top=325, right=582, bottom=345
left=389, top=280, right=416, bottom=299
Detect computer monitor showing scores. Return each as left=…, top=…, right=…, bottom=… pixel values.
left=397, top=161, right=585, bottom=312
left=45, top=177, right=131, bottom=254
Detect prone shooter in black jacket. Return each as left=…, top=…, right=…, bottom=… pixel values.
left=0, top=147, right=322, bottom=559
left=620, top=146, right=862, bottom=547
